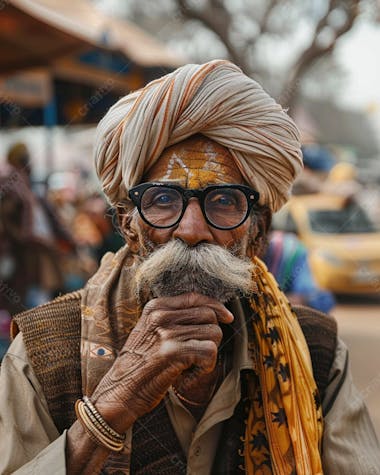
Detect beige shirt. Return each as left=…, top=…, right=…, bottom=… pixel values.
left=1, top=307, right=379, bottom=474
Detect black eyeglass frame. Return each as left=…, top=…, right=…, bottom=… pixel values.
left=128, top=182, right=260, bottom=230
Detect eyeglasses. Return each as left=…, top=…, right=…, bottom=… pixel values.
left=128, top=182, right=260, bottom=230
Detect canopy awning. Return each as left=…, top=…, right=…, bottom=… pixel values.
left=0, top=0, right=184, bottom=76
left=0, top=0, right=186, bottom=125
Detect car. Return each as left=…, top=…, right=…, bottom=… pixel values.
left=272, top=194, right=380, bottom=294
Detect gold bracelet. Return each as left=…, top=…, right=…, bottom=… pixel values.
left=75, top=400, right=124, bottom=452
left=80, top=407, right=123, bottom=451
left=75, top=399, right=125, bottom=452
left=82, top=396, right=125, bottom=442
left=171, top=385, right=207, bottom=407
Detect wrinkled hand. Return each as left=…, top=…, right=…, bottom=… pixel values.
left=90, top=292, right=233, bottom=432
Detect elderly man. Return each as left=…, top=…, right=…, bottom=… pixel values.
left=0, top=60, right=379, bottom=474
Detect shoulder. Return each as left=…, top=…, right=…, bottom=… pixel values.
left=11, top=290, right=82, bottom=340
left=292, top=304, right=337, bottom=341
left=2, top=332, right=47, bottom=403
left=5, top=331, right=29, bottom=361
left=293, top=305, right=338, bottom=403
left=11, top=291, right=83, bottom=433
left=11, top=290, right=83, bottom=389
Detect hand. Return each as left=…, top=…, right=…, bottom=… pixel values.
left=90, top=292, right=233, bottom=432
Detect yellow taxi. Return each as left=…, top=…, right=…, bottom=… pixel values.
left=273, top=194, right=380, bottom=294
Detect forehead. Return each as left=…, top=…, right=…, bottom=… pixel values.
left=144, top=135, right=245, bottom=188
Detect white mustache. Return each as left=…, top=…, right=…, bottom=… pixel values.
left=134, top=240, right=256, bottom=304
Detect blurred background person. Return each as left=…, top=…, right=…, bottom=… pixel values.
left=47, top=175, right=125, bottom=290
left=292, top=144, right=336, bottom=195
left=0, top=142, right=75, bottom=358
left=46, top=171, right=99, bottom=292
left=264, top=230, right=336, bottom=313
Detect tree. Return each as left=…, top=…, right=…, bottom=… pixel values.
left=94, top=0, right=378, bottom=109
left=175, top=0, right=364, bottom=108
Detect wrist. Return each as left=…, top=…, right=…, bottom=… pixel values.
left=90, top=397, right=136, bottom=435
left=75, top=397, right=127, bottom=453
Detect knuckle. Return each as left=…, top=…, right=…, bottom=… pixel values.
left=187, top=306, right=203, bottom=322
left=203, top=323, right=222, bottom=342
left=148, top=309, right=164, bottom=327
left=202, top=306, right=216, bottom=319
left=191, top=306, right=216, bottom=324
left=202, top=340, right=218, bottom=358
left=143, top=298, right=157, bottom=313
left=155, top=326, right=170, bottom=341
left=158, top=340, right=177, bottom=359
left=213, top=325, right=223, bottom=344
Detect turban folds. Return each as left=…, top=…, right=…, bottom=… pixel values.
left=94, top=60, right=303, bottom=212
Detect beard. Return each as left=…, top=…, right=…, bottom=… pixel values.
left=133, top=239, right=256, bottom=304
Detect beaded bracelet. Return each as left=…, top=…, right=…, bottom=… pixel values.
left=82, top=396, right=125, bottom=442
left=75, top=397, right=126, bottom=452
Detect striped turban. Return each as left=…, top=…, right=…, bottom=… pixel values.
left=94, top=60, right=303, bottom=212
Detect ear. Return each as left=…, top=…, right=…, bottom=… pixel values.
left=247, top=205, right=272, bottom=258
left=116, top=207, right=140, bottom=254
left=258, top=205, right=272, bottom=237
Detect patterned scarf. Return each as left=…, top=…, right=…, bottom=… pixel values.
left=80, top=245, right=323, bottom=474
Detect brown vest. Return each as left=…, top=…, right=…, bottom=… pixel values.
left=12, top=292, right=337, bottom=474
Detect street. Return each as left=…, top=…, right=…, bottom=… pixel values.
left=332, top=296, right=380, bottom=440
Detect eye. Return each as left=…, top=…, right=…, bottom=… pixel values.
left=154, top=192, right=175, bottom=205
left=209, top=192, right=238, bottom=207
left=142, top=187, right=181, bottom=209
left=216, top=194, right=235, bottom=205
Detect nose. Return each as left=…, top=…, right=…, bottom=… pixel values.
left=172, top=198, right=214, bottom=246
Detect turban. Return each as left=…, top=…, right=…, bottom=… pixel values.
left=94, top=60, right=303, bottom=212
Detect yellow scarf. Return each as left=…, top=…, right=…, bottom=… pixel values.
left=81, top=246, right=323, bottom=474
left=244, top=257, right=323, bottom=474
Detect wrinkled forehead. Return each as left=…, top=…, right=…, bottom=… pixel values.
left=144, top=135, right=245, bottom=188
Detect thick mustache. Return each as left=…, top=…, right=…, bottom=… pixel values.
left=134, top=240, right=255, bottom=304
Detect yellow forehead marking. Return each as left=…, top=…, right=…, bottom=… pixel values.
left=161, top=153, right=229, bottom=188
left=145, top=136, right=243, bottom=188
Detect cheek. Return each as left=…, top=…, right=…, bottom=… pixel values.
left=138, top=218, right=175, bottom=245
left=213, top=220, right=252, bottom=251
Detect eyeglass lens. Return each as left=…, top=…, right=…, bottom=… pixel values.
left=140, top=186, right=249, bottom=229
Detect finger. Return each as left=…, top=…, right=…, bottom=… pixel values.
left=158, top=306, right=219, bottom=326
left=146, top=292, right=234, bottom=324
left=180, top=340, right=218, bottom=374
left=195, top=302, right=233, bottom=324
left=164, top=323, right=223, bottom=346
left=160, top=339, right=218, bottom=374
